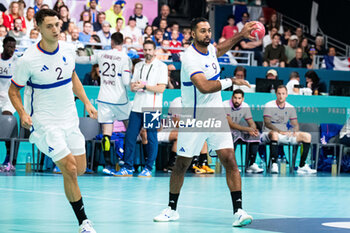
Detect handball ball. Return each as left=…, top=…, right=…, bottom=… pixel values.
left=250, top=21, right=265, bottom=41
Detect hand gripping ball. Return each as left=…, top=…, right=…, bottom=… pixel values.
left=250, top=21, right=265, bottom=41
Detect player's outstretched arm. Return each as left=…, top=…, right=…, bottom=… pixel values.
left=72, top=71, right=98, bottom=119
left=216, top=21, right=257, bottom=57
left=8, top=84, right=32, bottom=129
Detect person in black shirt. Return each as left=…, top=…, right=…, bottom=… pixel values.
left=289, top=47, right=310, bottom=68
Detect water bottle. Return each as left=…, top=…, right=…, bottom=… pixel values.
left=280, top=156, right=287, bottom=175
left=331, top=156, right=337, bottom=176
left=277, top=155, right=282, bottom=173
left=270, top=84, right=275, bottom=94
left=260, top=155, right=266, bottom=173
left=25, top=153, right=32, bottom=173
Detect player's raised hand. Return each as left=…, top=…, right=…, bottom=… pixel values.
left=20, top=112, right=32, bottom=130
left=240, top=21, right=257, bottom=41
left=231, top=78, right=251, bottom=88
left=86, top=103, right=98, bottom=119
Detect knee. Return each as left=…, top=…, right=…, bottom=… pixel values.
left=63, top=160, right=78, bottom=179
left=269, top=131, right=278, bottom=141
left=77, top=164, right=86, bottom=176
left=303, top=132, right=312, bottom=143
left=220, top=152, right=237, bottom=170
left=173, top=157, right=191, bottom=173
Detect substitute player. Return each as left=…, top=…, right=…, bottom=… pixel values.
left=76, top=32, right=132, bottom=175
left=8, top=9, right=97, bottom=233
left=154, top=18, right=256, bottom=227
left=0, top=36, right=17, bottom=171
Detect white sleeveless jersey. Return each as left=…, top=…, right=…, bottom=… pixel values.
left=11, top=42, right=78, bottom=125
left=90, top=49, right=131, bottom=105
left=180, top=43, right=223, bottom=118
left=0, top=55, right=17, bottom=97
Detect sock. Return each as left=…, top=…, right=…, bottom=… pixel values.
left=70, top=197, right=88, bottom=225
left=231, top=191, right=242, bottom=213
left=270, top=140, right=278, bottom=164
left=168, top=192, right=180, bottom=210
left=299, top=143, right=311, bottom=167
left=168, top=151, right=177, bottom=167
left=191, top=156, right=199, bottom=167
left=249, top=143, right=259, bottom=166
left=102, top=135, right=111, bottom=167
left=198, top=153, right=208, bottom=166
left=2, top=154, right=10, bottom=165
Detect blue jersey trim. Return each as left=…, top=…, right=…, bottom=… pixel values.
left=37, top=42, right=59, bottom=55
left=97, top=100, right=129, bottom=105
left=27, top=78, right=72, bottom=89
left=192, top=44, right=209, bottom=56
left=117, top=73, right=122, bottom=77
left=11, top=79, right=25, bottom=88
left=0, top=75, right=12, bottom=79
left=190, top=71, right=203, bottom=78
left=29, top=79, right=34, bottom=117
left=182, top=73, right=220, bottom=87
left=193, top=86, right=197, bottom=118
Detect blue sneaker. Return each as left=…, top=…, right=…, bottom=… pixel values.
left=53, top=166, right=62, bottom=174
left=114, top=167, right=133, bottom=177
left=138, top=168, right=152, bottom=177
left=85, top=167, right=94, bottom=174
left=102, top=168, right=115, bottom=176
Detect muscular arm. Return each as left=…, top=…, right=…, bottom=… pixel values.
left=290, top=119, right=299, bottom=132
left=227, top=116, right=252, bottom=132
left=264, top=116, right=283, bottom=132
left=246, top=118, right=257, bottom=129
left=8, top=84, right=32, bottom=129
left=240, top=40, right=262, bottom=49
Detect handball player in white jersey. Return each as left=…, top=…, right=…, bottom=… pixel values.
left=0, top=36, right=18, bottom=171
left=8, top=9, right=97, bottom=233
left=76, top=32, right=132, bottom=175
left=154, top=18, right=257, bottom=227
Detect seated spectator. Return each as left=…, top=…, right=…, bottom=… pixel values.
left=305, top=70, right=327, bottom=95
left=152, top=4, right=170, bottom=28
left=156, top=39, right=171, bottom=60
left=223, top=89, right=263, bottom=173
left=112, top=17, right=124, bottom=33
left=169, top=30, right=182, bottom=54
left=286, top=71, right=301, bottom=95
left=77, top=10, right=92, bottom=32
left=258, top=16, right=267, bottom=35
left=87, top=0, right=100, bottom=23
left=83, top=64, right=100, bottom=86
left=143, top=25, right=153, bottom=41
left=93, top=12, right=105, bottom=32
left=0, top=24, right=8, bottom=38
left=121, top=16, right=142, bottom=46
left=323, top=46, right=337, bottom=70
left=66, top=22, right=76, bottom=41
left=53, top=0, right=65, bottom=13
left=295, top=27, right=303, bottom=41
left=315, top=36, right=326, bottom=55
left=281, top=27, right=291, bottom=45
left=306, top=45, right=317, bottom=69
left=24, top=7, right=35, bottom=37
left=131, top=2, right=148, bottom=32
left=71, top=27, right=84, bottom=49
left=20, top=28, right=40, bottom=47
left=263, top=33, right=286, bottom=67
left=34, top=0, right=44, bottom=13
left=217, top=38, right=238, bottom=65
left=8, top=18, right=26, bottom=44
left=284, top=35, right=298, bottom=64
left=169, top=22, right=183, bottom=41
left=159, top=19, right=170, bottom=40
left=236, top=12, right=250, bottom=32
left=289, top=47, right=310, bottom=68
left=240, top=33, right=263, bottom=66
left=263, top=27, right=278, bottom=49
left=262, top=85, right=316, bottom=174
left=299, top=37, right=309, bottom=59
left=97, top=21, right=112, bottom=48
left=221, top=15, right=238, bottom=40
left=3, top=2, right=26, bottom=31
left=79, top=22, right=93, bottom=42
left=58, top=31, right=67, bottom=41
left=152, top=29, right=163, bottom=46
left=105, top=0, right=125, bottom=29
left=339, top=117, right=350, bottom=147
left=267, top=13, right=283, bottom=34
left=182, top=28, right=191, bottom=44
left=266, top=69, right=278, bottom=79
left=59, top=5, right=71, bottom=32
left=232, top=66, right=252, bottom=92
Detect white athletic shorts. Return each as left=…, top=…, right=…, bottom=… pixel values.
left=177, top=132, right=233, bottom=158
left=29, top=120, right=86, bottom=162
left=0, top=96, right=16, bottom=114
left=260, top=132, right=298, bottom=145
left=97, top=101, right=131, bottom=124
left=157, top=129, right=172, bottom=142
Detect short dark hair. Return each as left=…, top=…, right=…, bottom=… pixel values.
left=305, top=70, right=320, bottom=84
left=116, top=17, right=124, bottom=23
left=143, top=40, right=156, bottom=49
left=83, top=21, right=92, bottom=27
left=233, top=89, right=245, bottom=97
left=191, top=17, right=209, bottom=31
left=111, top=32, right=123, bottom=45
left=276, top=85, right=287, bottom=92
left=289, top=71, right=300, bottom=80
left=3, top=36, right=16, bottom=46
left=27, top=6, right=34, bottom=11
left=234, top=66, right=246, bottom=78
left=227, top=15, right=235, bottom=20
left=35, top=9, right=60, bottom=26
left=272, top=33, right=281, bottom=39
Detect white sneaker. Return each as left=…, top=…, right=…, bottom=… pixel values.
left=297, top=164, right=317, bottom=174
left=79, top=219, right=96, bottom=233
left=232, top=209, right=253, bottom=227
left=271, top=163, right=279, bottom=174
left=153, top=207, right=180, bottom=222
left=246, top=163, right=264, bottom=173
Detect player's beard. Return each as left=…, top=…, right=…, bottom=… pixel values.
left=233, top=102, right=241, bottom=108
left=196, top=37, right=210, bottom=47
left=145, top=54, right=154, bottom=61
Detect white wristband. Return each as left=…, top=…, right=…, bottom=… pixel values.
left=219, top=78, right=233, bottom=90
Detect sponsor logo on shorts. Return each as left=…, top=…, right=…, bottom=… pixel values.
left=48, top=146, right=54, bottom=153
left=179, top=147, right=185, bottom=153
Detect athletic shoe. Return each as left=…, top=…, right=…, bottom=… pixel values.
left=102, top=168, right=115, bottom=176
left=192, top=165, right=206, bottom=174
left=79, top=219, right=96, bottom=233
left=297, top=164, right=317, bottom=174
left=85, top=168, right=94, bottom=174
left=113, top=167, right=133, bottom=177
left=53, top=166, right=62, bottom=174
left=232, top=209, right=253, bottom=227
left=138, top=168, right=152, bottom=177
left=153, top=207, right=180, bottom=222
left=0, top=163, right=14, bottom=172
left=270, top=163, right=279, bottom=174
left=246, top=163, right=264, bottom=173
left=200, top=165, right=215, bottom=174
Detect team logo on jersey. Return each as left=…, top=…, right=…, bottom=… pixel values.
left=143, top=110, right=161, bottom=129
left=40, top=65, right=49, bottom=72
left=205, top=64, right=209, bottom=68
left=62, top=56, right=68, bottom=65
left=48, top=146, right=54, bottom=153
